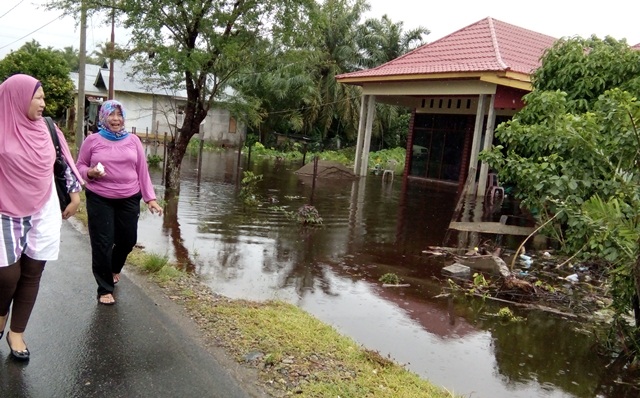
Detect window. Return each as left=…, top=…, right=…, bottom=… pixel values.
left=229, top=116, right=237, bottom=134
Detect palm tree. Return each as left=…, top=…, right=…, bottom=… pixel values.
left=357, top=15, right=429, bottom=69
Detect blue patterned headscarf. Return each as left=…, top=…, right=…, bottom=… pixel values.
left=97, top=99, right=129, bottom=141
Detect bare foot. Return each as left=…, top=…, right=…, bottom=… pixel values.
left=113, top=273, right=120, bottom=284
left=98, top=294, right=116, bottom=305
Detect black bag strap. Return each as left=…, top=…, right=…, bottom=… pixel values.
left=44, top=116, right=62, bottom=157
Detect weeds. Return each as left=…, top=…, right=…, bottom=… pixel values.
left=239, top=171, right=263, bottom=207
left=147, top=154, right=163, bottom=167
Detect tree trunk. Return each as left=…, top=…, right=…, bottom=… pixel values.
left=633, top=249, right=640, bottom=327
left=164, top=129, right=191, bottom=194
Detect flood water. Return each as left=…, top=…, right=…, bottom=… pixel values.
left=137, top=147, right=634, bottom=398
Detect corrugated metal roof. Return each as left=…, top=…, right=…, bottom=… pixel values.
left=98, top=60, right=189, bottom=98
left=69, top=64, right=108, bottom=96
left=337, top=17, right=557, bottom=81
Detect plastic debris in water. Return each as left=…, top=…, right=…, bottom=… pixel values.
left=519, top=254, right=533, bottom=268
left=565, top=274, right=579, bottom=283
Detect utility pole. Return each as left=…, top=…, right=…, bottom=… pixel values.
left=76, top=1, right=87, bottom=151
left=108, top=6, right=115, bottom=100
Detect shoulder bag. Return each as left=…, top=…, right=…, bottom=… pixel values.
left=44, top=117, right=72, bottom=211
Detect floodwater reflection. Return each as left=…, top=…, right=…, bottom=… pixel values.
left=136, top=147, right=633, bottom=398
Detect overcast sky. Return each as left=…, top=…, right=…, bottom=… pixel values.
left=1, top=0, right=639, bottom=59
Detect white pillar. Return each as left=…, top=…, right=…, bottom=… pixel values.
left=358, top=95, right=376, bottom=176
left=353, top=95, right=368, bottom=176
left=477, top=94, right=496, bottom=197
left=467, top=94, right=487, bottom=195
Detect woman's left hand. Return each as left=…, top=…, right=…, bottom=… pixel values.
left=147, top=200, right=163, bottom=216
left=62, top=192, right=81, bottom=219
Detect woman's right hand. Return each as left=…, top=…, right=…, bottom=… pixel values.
left=88, top=164, right=106, bottom=180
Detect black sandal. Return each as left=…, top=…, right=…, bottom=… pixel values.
left=7, top=331, right=30, bottom=361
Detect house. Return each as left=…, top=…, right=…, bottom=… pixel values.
left=68, top=61, right=245, bottom=146
left=336, top=17, right=558, bottom=196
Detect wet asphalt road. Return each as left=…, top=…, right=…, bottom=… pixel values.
left=0, top=219, right=264, bottom=398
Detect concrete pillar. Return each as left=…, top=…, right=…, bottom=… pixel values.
left=353, top=95, right=368, bottom=176
left=358, top=95, right=376, bottom=176
left=477, top=94, right=496, bottom=197
left=467, top=94, right=487, bottom=195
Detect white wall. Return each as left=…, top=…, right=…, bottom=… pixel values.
left=202, top=108, right=246, bottom=146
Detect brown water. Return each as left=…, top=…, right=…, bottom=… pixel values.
left=137, top=147, right=634, bottom=398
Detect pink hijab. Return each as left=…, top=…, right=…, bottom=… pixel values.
left=0, top=74, right=78, bottom=217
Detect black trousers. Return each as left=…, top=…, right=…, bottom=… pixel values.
left=85, top=189, right=141, bottom=296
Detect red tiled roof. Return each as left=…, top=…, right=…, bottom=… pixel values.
left=632, top=43, right=640, bottom=50
left=337, top=17, right=557, bottom=81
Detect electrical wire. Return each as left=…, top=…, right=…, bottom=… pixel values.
left=0, top=13, right=64, bottom=50
left=0, top=0, right=25, bottom=20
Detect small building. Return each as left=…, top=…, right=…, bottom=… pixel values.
left=336, top=17, right=557, bottom=196
left=69, top=61, right=245, bottom=146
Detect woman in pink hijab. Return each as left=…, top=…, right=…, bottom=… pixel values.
left=0, top=74, right=83, bottom=361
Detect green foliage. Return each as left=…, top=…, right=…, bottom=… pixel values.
left=356, top=14, right=429, bottom=70
left=480, top=36, right=640, bottom=346
left=46, top=0, right=317, bottom=192
left=147, top=154, right=163, bottom=168
left=296, top=204, right=323, bottom=225
left=54, top=45, right=101, bottom=72
left=141, top=253, right=169, bottom=273
left=247, top=141, right=305, bottom=161
left=496, top=307, right=524, bottom=322
left=233, top=0, right=421, bottom=149
left=0, top=40, right=74, bottom=117
left=379, top=273, right=401, bottom=285
left=239, top=171, right=263, bottom=208
left=365, top=147, right=405, bottom=174
left=532, top=36, right=640, bottom=113
left=244, top=141, right=407, bottom=176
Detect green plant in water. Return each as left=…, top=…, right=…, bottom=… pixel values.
left=467, top=272, right=491, bottom=298
left=534, top=280, right=556, bottom=293
left=146, top=154, right=163, bottom=167
left=239, top=171, right=263, bottom=207
left=296, top=204, right=323, bottom=225
left=472, top=272, right=489, bottom=287
left=379, top=273, right=401, bottom=285
left=497, top=307, right=524, bottom=322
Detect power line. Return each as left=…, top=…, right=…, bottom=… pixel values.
left=0, top=13, right=64, bottom=50
left=0, top=0, right=25, bottom=20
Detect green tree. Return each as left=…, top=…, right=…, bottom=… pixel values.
left=531, top=35, right=640, bottom=113
left=354, top=14, right=428, bottom=150
left=0, top=40, right=75, bottom=117
left=57, top=46, right=81, bottom=71
left=91, top=41, right=130, bottom=66
left=356, top=14, right=428, bottom=69
left=48, top=0, right=313, bottom=193
left=234, top=1, right=425, bottom=150
left=480, top=36, right=640, bottom=359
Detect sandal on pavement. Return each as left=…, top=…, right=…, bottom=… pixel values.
left=97, top=293, right=116, bottom=305
left=6, top=331, right=30, bottom=361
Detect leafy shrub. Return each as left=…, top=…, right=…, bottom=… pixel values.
left=296, top=204, right=323, bottom=225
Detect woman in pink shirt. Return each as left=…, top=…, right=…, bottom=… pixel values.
left=76, top=100, right=162, bottom=305
left=0, top=74, right=83, bottom=360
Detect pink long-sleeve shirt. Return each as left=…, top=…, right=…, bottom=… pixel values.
left=76, top=133, right=157, bottom=203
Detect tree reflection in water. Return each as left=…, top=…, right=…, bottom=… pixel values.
left=134, top=148, right=634, bottom=398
